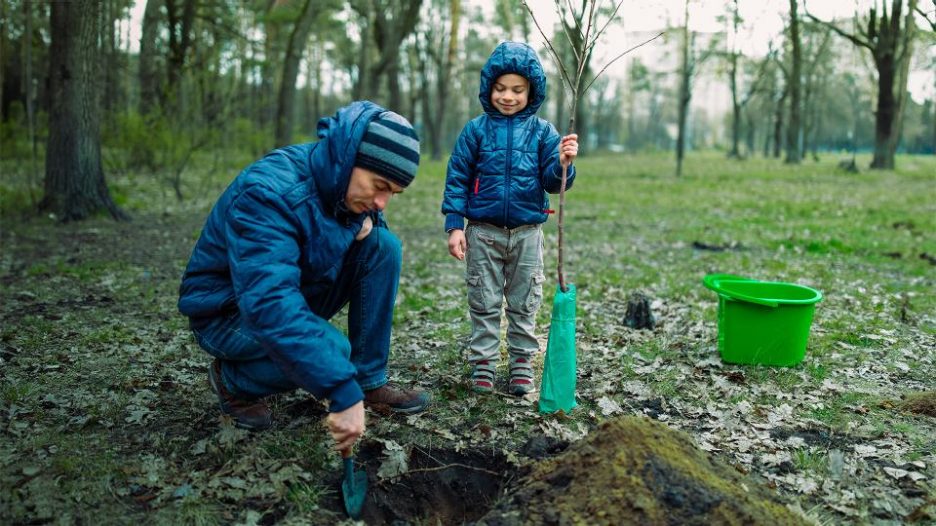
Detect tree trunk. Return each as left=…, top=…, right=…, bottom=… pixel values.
left=675, top=0, right=691, bottom=176
left=275, top=0, right=317, bottom=147
left=784, top=0, right=802, bottom=164
left=871, top=54, right=897, bottom=169
left=728, top=51, right=741, bottom=158
left=24, top=0, right=38, bottom=203
left=773, top=87, right=787, bottom=158
left=431, top=0, right=460, bottom=160
left=164, top=0, right=196, bottom=113
left=139, top=0, right=162, bottom=115
left=43, top=1, right=127, bottom=222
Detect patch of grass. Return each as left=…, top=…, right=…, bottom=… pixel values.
left=793, top=449, right=828, bottom=473
left=286, top=481, right=333, bottom=514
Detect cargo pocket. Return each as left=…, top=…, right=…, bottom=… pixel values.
left=523, top=273, right=546, bottom=314
left=467, top=274, right=487, bottom=312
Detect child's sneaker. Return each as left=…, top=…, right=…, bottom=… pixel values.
left=471, top=360, right=496, bottom=393
left=508, top=356, right=535, bottom=395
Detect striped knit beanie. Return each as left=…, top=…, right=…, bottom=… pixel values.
left=354, top=111, right=420, bottom=188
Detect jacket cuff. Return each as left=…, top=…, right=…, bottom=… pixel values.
left=445, top=214, right=465, bottom=232
left=327, top=379, right=365, bottom=413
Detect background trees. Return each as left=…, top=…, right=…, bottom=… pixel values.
left=0, top=0, right=933, bottom=221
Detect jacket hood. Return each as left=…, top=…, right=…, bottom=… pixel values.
left=312, top=100, right=387, bottom=214
left=479, top=42, right=547, bottom=118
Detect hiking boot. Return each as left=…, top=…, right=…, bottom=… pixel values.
left=364, top=383, right=431, bottom=414
left=508, top=356, right=535, bottom=396
left=208, top=359, right=272, bottom=430
left=470, top=360, right=496, bottom=394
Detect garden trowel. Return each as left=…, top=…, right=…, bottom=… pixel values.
left=341, top=447, right=367, bottom=519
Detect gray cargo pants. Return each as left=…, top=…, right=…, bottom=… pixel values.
left=465, top=222, right=546, bottom=364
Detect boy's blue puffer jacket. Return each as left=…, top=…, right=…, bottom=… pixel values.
left=441, top=41, right=575, bottom=231
left=178, top=101, right=388, bottom=413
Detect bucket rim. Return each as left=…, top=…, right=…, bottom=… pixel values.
left=702, top=274, right=823, bottom=307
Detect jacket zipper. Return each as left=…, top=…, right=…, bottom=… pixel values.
left=504, top=116, right=513, bottom=226
left=474, top=178, right=479, bottom=195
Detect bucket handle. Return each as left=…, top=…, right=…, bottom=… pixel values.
left=702, top=274, right=779, bottom=308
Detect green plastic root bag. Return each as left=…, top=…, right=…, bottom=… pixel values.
left=539, top=284, right=578, bottom=414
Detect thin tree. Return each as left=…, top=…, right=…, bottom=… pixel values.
left=523, top=0, right=662, bottom=290
left=785, top=0, right=803, bottom=163
left=24, top=0, right=39, bottom=205
left=807, top=0, right=918, bottom=169
left=42, top=0, right=127, bottom=221
left=675, top=0, right=692, bottom=176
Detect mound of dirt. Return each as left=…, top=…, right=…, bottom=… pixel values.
left=899, top=391, right=936, bottom=417
left=477, top=417, right=806, bottom=526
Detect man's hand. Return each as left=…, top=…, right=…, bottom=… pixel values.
left=326, top=400, right=365, bottom=452
left=355, top=216, right=373, bottom=241
left=448, top=229, right=466, bottom=260
left=559, top=133, right=579, bottom=168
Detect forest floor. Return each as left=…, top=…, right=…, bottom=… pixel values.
left=1, top=152, right=935, bottom=525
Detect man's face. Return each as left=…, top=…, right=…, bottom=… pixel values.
left=490, top=73, right=530, bottom=116
left=345, top=167, right=405, bottom=214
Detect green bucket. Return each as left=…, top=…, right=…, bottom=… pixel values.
left=702, top=274, right=822, bottom=366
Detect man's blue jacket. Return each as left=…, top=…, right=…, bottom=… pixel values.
left=178, top=101, right=388, bottom=413
left=441, top=41, right=575, bottom=232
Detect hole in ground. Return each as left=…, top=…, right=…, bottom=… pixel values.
left=340, top=444, right=512, bottom=524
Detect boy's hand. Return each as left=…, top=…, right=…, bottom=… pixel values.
left=559, top=134, right=579, bottom=167
left=448, top=229, right=466, bottom=260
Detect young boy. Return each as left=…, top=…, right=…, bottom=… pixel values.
left=441, top=42, right=579, bottom=395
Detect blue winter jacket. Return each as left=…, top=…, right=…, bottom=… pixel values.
left=178, top=101, right=390, bottom=413
left=441, top=41, right=575, bottom=231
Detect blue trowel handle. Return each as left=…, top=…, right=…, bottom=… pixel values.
left=342, top=448, right=354, bottom=478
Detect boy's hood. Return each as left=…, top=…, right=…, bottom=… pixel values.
left=479, top=42, right=547, bottom=118
left=312, top=100, right=386, bottom=214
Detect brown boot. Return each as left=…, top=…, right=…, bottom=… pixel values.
left=364, top=382, right=431, bottom=414
left=208, top=359, right=272, bottom=430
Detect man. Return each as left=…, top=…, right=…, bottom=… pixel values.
left=178, top=101, right=430, bottom=453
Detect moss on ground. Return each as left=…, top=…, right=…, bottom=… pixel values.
left=480, top=416, right=806, bottom=526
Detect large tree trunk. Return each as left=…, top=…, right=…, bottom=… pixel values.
left=42, top=1, right=127, bottom=222
left=871, top=55, right=898, bottom=169
left=784, top=0, right=802, bottom=164
left=274, top=0, right=317, bottom=147
left=138, top=0, right=163, bottom=115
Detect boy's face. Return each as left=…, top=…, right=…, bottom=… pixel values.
left=345, top=167, right=404, bottom=214
left=490, top=74, right=529, bottom=116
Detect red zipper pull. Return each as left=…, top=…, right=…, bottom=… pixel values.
left=474, top=178, right=480, bottom=195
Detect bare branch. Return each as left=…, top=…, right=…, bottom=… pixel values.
left=557, top=0, right=583, bottom=63
left=804, top=11, right=873, bottom=50
left=581, top=31, right=664, bottom=94
left=522, top=1, right=575, bottom=91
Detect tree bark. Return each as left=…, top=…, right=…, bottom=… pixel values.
left=275, top=0, right=317, bottom=147
left=139, top=0, right=163, bottom=115
left=43, top=1, right=127, bottom=222
left=784, top=0, right=802, bottom=164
